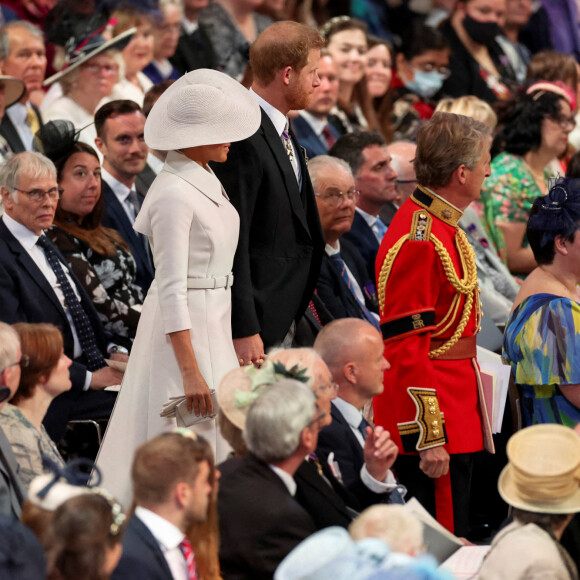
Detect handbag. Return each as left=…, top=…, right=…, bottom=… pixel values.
left=160, top=390, right=218, bottom=427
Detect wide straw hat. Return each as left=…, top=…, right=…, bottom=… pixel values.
left=144, top=68, right=261, bottom=151
left=0, top=72, right=25, bottom=108
left=498, top=424, right=580, bottom=514
left=43, top=27, right=136, bottom=86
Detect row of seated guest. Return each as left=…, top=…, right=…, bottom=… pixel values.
left=41, top=124, right=144, bottom=347
left=0, top=153, right=123, bottom=445
left=481, top=82, right=576, bottom=276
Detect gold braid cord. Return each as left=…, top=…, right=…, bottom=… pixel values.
left=377, top=228, right=478, bottom=359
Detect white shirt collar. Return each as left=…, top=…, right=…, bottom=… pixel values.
left=325, top=240, right=341, bottom=256
left=250, top=88, right=287, bottom=137
left=299, top=110, right=327, bottom=136
left=151, top=59, right=174, bottom=78
left=2, top=213, right=42, bottom=250
left=6, top=101, right=28, bottom=124
left=269, top=464, right=297, bottom=496
left=332, top=398, right=365, bottom=430
left=182, top=16, right=199, bottom=34
left=101, top=167, right=133, bottom=201
left=134, top=506, right=184, bottom=551
left=355, top=206, right=379, bottom=226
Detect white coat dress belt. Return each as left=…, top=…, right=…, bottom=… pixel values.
left=187, top=273, right=234, bottom=289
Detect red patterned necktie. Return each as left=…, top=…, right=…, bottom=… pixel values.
left=321, top=124, right=336, bottom=148
left=179, top=538, right=198, bottom=580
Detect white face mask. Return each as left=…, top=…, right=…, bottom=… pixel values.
left=403, top=69, right=446, bottom=99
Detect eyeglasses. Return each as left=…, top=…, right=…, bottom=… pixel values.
left=413, top=63, right=451, bottom=78
left=317, top=381, right=340, bottom=395
left=82, top=63, right=119, bottom=75
left=395, top=179, right=418, bottom=184
left=13, top=187, right=63, bottom=203
left=3, top=354, right=29, bottom=371
left=315, top=188, right=360, bottom=205
left=551, top=114, right=576, bottom=130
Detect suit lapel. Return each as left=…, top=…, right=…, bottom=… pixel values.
left=0, top=115, right=24, bottom=153
left=131, top=517, right=175, bottom=577
left=330, top=404, right=365, bottom=465
left=0, top=221, right=67, bottom=314
left=259, top=111, right=311, bottom=237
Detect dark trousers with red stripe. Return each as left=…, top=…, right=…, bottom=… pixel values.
left=395, top=452, right=474, bottom=537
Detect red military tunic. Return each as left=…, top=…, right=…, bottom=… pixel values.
left=374, top=187, right=491, bottom=459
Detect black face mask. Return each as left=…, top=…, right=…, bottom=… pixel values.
left=463, top=14, right=503, bottom=46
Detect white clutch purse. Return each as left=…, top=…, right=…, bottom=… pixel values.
left=160, top=390, right=218, bottom=427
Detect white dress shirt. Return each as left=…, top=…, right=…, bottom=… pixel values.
left=3, top=214, right=83, bottom=356
left=355, top=207, right=387, bottom=244
left=299, top=110, right=328, bottom=147
left=135, top=507, right=189, bottom=580
left=101, top=168, right=138, bottom=223
left=250, top=88, right=302, bottom=185
left=332, top=398, right=402, bottom=494
left=6, top=102, right=35, bottom=152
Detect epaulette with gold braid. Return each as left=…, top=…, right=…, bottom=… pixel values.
left=409, top=210, right=432, bottom=241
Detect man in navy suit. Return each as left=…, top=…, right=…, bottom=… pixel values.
left=113, top=431, right=215, bottom=580
left=314, top=318, right=405, bottom=505
left=292, top=51, right=340, bottom=160
left=0, top=152, right=122, bottom=442
left=0, top=21, right=46, bottom=153
left=309, top=155, right=379, bottom=325
left=330, top=132, right=398, bottom=282
left=95, top=100, right=155, bottom=293
left=212, top=21, right=325, bottom=367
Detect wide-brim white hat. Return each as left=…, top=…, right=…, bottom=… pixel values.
left=144, top=68, right=261, bottom=151
left=43, top=27, right=136, bottom=86
left=498, top=424, right=580, bottom=514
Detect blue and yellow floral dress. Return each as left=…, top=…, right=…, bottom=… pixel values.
left=503, top=293, right=580, bottom=427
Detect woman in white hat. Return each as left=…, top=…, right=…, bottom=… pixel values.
left=95, top=68, right=261, bottom=508
left=41, top=27, right=135, bottom=151
left=478, top=424, right=580, bottom=580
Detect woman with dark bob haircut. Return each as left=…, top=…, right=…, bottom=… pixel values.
left=503, top=178, right=580, bottom=428
left=481, top=82, right=576, bottom=275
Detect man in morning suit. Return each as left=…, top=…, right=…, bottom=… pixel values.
left=218, top=382, right=317, bottom=580
left=374, top=113, right=494, bottom=535
left=309, top=155, right=380, bottom=327
left=330, top=131, right=398, bottom=283
left=0, top=152, right=122, bottom=442
left=292, top=50, right=340, bottom=160
left=314, top=318, right=405, bottom=506
left=113, top=431, right=214, bottom=580
left=0, top=323, right=27, bottom=518
left=211, top=21, right=325, bottom=367
left=95, top=100, right=155, bottom=293
left=0, top=21, right=46, bottom=153
left=269, top=348, right=400, bottom=531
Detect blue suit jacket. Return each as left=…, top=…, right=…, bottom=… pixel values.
left=316, top=237, right=378, bottom=321
left=112, top=515, right=174, bottom=580
left=101, top=180, right=154, bottom=292
left=0, top=218, right=115, bottom=441
left=291, top=115, right=339, bottom=160
left=317, top=402, right=405, bottom=507
left=342, top=211, right=380, bottom=283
